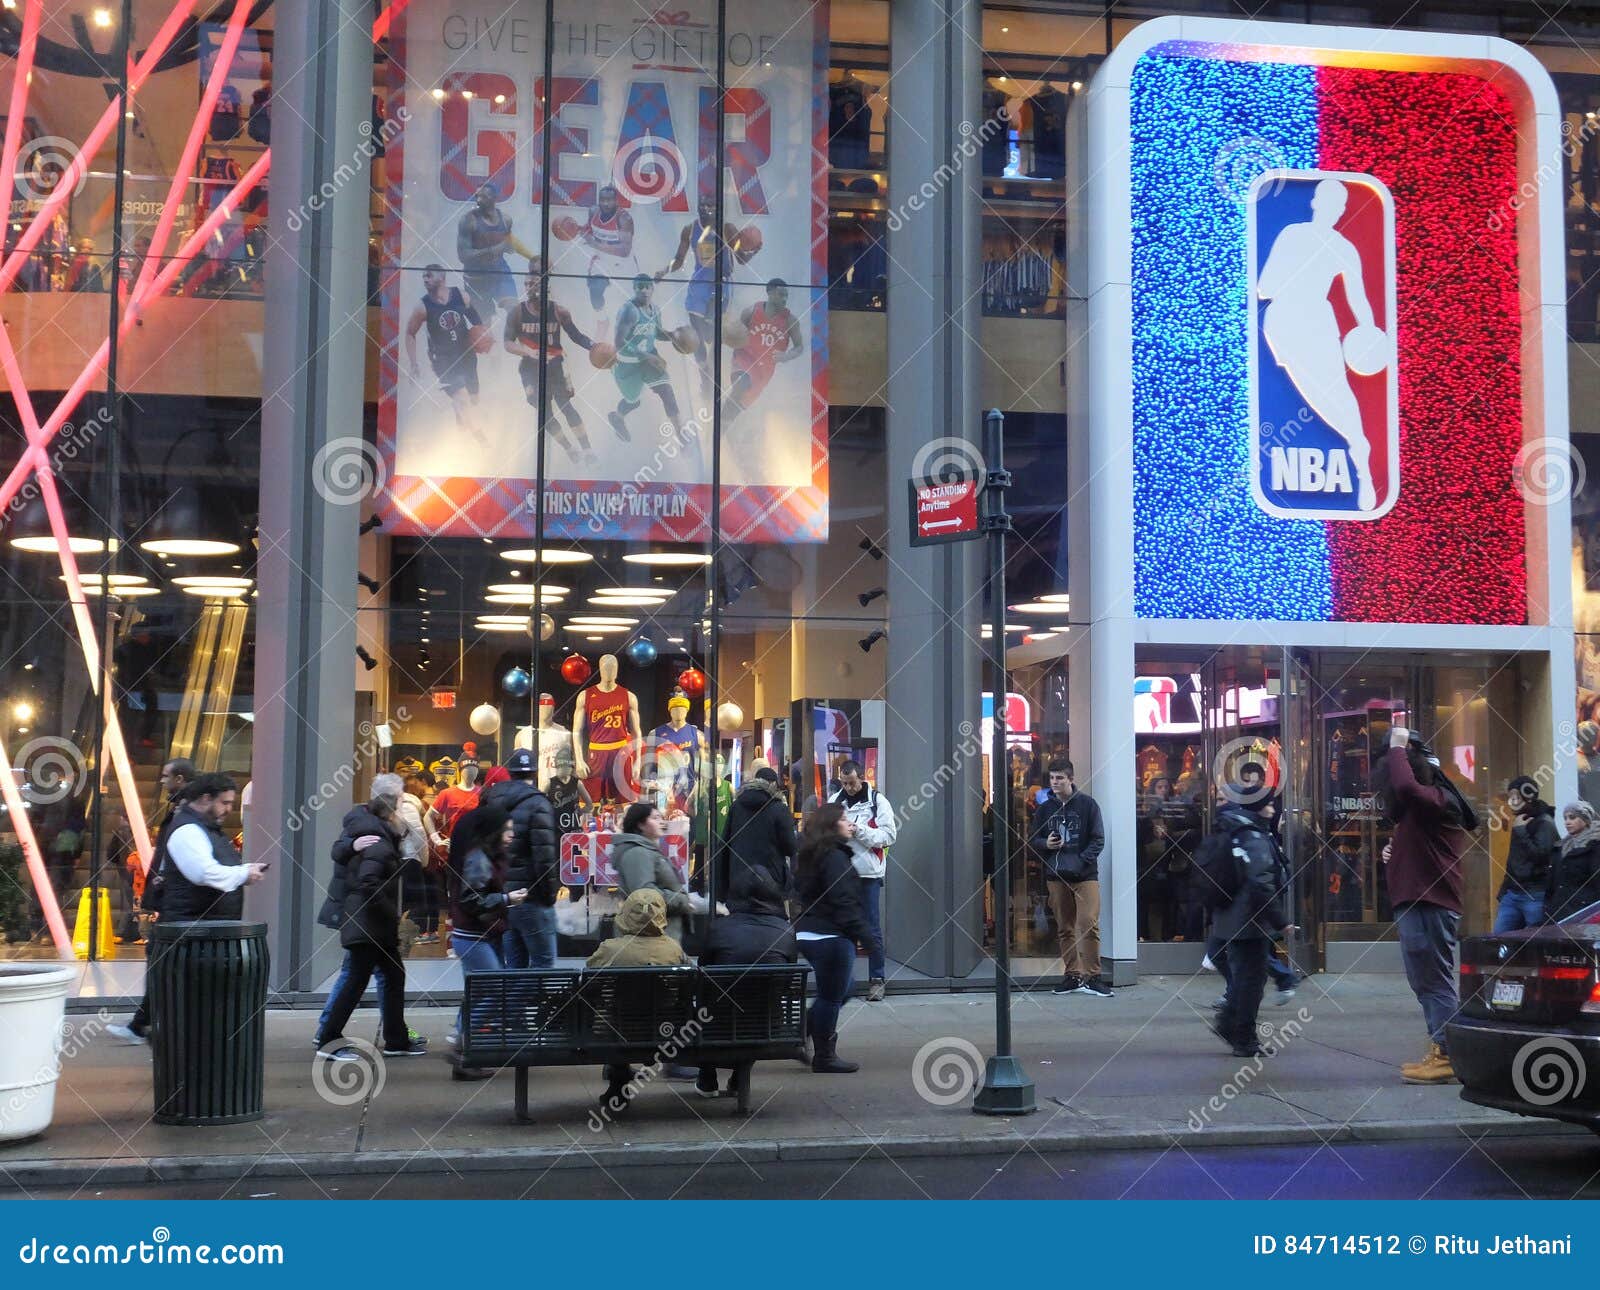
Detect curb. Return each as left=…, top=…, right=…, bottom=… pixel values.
left=0, top=1115, right=1579, bottom=1189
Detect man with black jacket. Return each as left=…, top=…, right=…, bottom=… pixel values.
left=1206, top=797, right=1290, bottom=1058
left=716, top=766, right=796, bottom=913
left=482, top=748, right=560, bottom=968
left=107, top=772, right=265, bottom=1044
left=1030, top=760, right=1110, bottom=996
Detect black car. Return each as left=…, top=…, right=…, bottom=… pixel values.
left=1448, top=903, right=1600, bottom=1133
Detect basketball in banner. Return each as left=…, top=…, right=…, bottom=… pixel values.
left=378, top=1, right=830, bottom=544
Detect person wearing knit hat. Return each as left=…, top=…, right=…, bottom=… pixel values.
left=1546, top=801, right=1600, bottom=923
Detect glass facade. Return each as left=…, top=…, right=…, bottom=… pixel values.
left=0, top=0, right=1595, bottom=987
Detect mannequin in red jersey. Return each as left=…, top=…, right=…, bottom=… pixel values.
left=572, top=653, right=642, bottom=802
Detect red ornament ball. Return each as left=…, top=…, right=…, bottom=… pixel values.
left=677, top=666, right=706, bottom=698
left=560, top=654, right=593, bottom=686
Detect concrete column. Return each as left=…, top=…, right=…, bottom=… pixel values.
left=884, top=0, right=984, bottom=981
left=248, top=0, right=373, bottom=993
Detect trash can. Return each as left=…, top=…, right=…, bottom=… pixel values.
left=147, top=920, right=269, bottom=1125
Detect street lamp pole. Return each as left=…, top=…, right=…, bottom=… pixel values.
left=974, top=408, right=1036, bottom=1116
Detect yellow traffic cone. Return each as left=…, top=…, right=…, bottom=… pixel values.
left=71, top=886, right=115, bottom=960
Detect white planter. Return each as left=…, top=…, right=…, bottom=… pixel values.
left=0, top=964, right=76, bottom=1143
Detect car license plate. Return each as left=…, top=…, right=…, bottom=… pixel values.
left=1490, top=979, right=1524, bottom=1010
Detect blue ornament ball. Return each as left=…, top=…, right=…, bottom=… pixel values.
left=624, top=636, right=658, bottom=668
left=501, top=666, right=532, bottom=698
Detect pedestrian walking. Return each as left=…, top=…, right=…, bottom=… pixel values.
left=717, top=765, right=796, bottom=914
left=1202, top=792, right=1290, bottom=1058
left=107, top=772, right=265, bottom=1044
left=399, top=773, right=441, bottom=943
left=1029, top=760, right=1111, bottom=996
left=446, top=802, right=526, bottom=1079
left=1544, top=801, right=1600, bottom=923
left=481, top=748, right=560, bottom=968
left=828, top=759, right=896, bottom=1000
left=1494, top=775, right=1558, bottom=931
left=316, top=774, right=428, bottom=1061
left=794, top=803, right=879, bottom=1074
left=1376, top=727, right=1478, bottom=1085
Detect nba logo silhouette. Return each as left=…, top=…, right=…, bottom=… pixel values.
left=1247, top=170, right=1398, bottom=521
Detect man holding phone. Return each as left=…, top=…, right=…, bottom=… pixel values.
left=1030, top=760, right=1110, bottom=996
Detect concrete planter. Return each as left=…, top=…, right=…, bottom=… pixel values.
left=0, top=963, right=76, bottom=1143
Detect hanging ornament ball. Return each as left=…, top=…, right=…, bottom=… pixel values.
left=561, top=653, right=593, bottom=686
left=716, top=700, right=744, bottom=732
left=624, top=636, right=659, bottom=668
left=469, top=703, right=501, bottom=736
left=536, top=613, right=556, bottom=642
left=501, top=666, right=532, bottom=698
left=677, top=666, right=707, bottom=698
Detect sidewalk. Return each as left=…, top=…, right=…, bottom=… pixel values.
left=0, top=974, right=1576, bottom=1190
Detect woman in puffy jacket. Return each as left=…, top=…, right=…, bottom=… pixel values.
left=1545, top=801, right=1600, bottom=924
left=1495, top=776, right=1559, bottom=931
left=794, top=803, right=880, bottom=1075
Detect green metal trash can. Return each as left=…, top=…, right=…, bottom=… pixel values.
left=147, top=920, right=269, bottom=1125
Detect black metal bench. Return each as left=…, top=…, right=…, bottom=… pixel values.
left=458, top=964, right=809, bottom=1118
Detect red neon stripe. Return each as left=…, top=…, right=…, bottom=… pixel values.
left=1317, top=67, right=1527, bottom=624
left=0, top=0, right=43, bottom=245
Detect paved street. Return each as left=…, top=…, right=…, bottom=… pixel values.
left=1, top=973, right=1585, bottom=1199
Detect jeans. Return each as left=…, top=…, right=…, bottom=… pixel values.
left=317, top=950, right=392, bottom=1037
left=858, top=876, right=885, bottom=980
left=799, top=935, right=855, bottom=1039
left=1396, top=901, right=1461, bottom=1048
left=504, top=901, right=557, bottom=969
left=1493, top=889, right=1545, bottom=933
left=452, top=931, right=505, bottom=1035
left=320, top=942, right=408, bottom=1051
left=1214, top=936, right=1269, bottom=1049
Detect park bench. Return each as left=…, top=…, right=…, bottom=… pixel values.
left=458, top=964, right=809, bottom=1118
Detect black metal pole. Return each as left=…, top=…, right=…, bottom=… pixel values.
left=703, top=0, right=727, bottom=915
left=530, top=0, right=556, bottom=704
left=973, top=408, right=1035, bottom=1116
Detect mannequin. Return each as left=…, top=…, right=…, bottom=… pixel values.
left=649, top=689, right=710, bottom=816
left=573, top=653, right=642, bottom=802
left=530, top=692, right=566, bottom=784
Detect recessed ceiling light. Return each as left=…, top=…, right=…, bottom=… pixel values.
left=139, top=538, right=241, bottom=556
left=488, top=583, right=568, bottom=596
left=565, top=623, right=629, bottom=635
left=566, top=615, right=639, bottom=627
left=501, top=548, right=593, bottom=564
left=486, top=591, right=565, bottom=605
left=474, top=620, right=529, bottom=633
left=180, top=586, right=247, bottom=599
left=588, top=592, right=669, bottom=606
left=59, top=573, right=147, bottom=586
left=1010, top=601, right=1068, bottom=615
left=12, top=535, right=106, bottom=554
left=173, top=576, right=253, bottom=589
left=621, top=552, right=712, bottom=567
left=1039, top=593, right=1070, bottom=604
left=476, top=614, right=531, bottom=625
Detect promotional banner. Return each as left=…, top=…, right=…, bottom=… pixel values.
left=379, top=1, right=830, bottom=543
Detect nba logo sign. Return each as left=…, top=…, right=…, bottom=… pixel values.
left=1247, top=170, right=1398, bottom=521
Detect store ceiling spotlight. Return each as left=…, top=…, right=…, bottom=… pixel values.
left=621, top=552, right=712, bottom=567
left=858, top=536, right=884, bottom=561
left=857, top=586, right=886, bottom=607
left=500, top=547, right=593, bottom=564
left=356, top=645, right=377, bottom=671
left=858, top=629, right=886, bottom=653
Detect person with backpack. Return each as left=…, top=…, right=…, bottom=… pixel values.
left=1376, top=727, right=1478, bottom=1085
left=829, top=759, right=897, bottom=1000
left=1494, top=775, right=1559, bottom=931
left=1198, top=789, right=1290, bottom=1058
left=481, top=748, right=560, bottom=968
left=1029, top=760, right=1110, bottom=996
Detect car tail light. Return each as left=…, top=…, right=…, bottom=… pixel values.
left=1581, top=980, right=1600, bottom=1016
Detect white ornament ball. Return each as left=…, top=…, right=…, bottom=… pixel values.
left=469, top=703, right=502, bottom=736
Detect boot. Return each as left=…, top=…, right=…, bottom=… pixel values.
left=1400, top=1041, right=1456, bottom=1085
left=811, top=1032, right=859, bottom=1074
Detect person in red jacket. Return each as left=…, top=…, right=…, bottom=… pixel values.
left=1376, top=726, right=1476, bottom=1085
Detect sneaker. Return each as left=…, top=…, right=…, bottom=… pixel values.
left=1231, top=1042, right=1264, bottom=1059
left=866, top=978, right=886, bottom=1002
left=1074, top=977, right=1114, bottom=998
left=317, top=1046, right=363, bottom=1063
left=694, top=1071, right=721, bottom=1099
left=1200, top=955, right=1216, bottom=972
left=608, top=410, right=632, bottom=443
left=1212, top=996, right=1229, bottom=1011
left=382, top=1038, right=429, bottom=1057
left=106, top=1022, right=147, bottom=1045
left=1052, top=974, right=1083, bottom=994
left=311, top=1033, right=324, bottom=1050
left=1274, top=985, right=1297, bottom=1006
